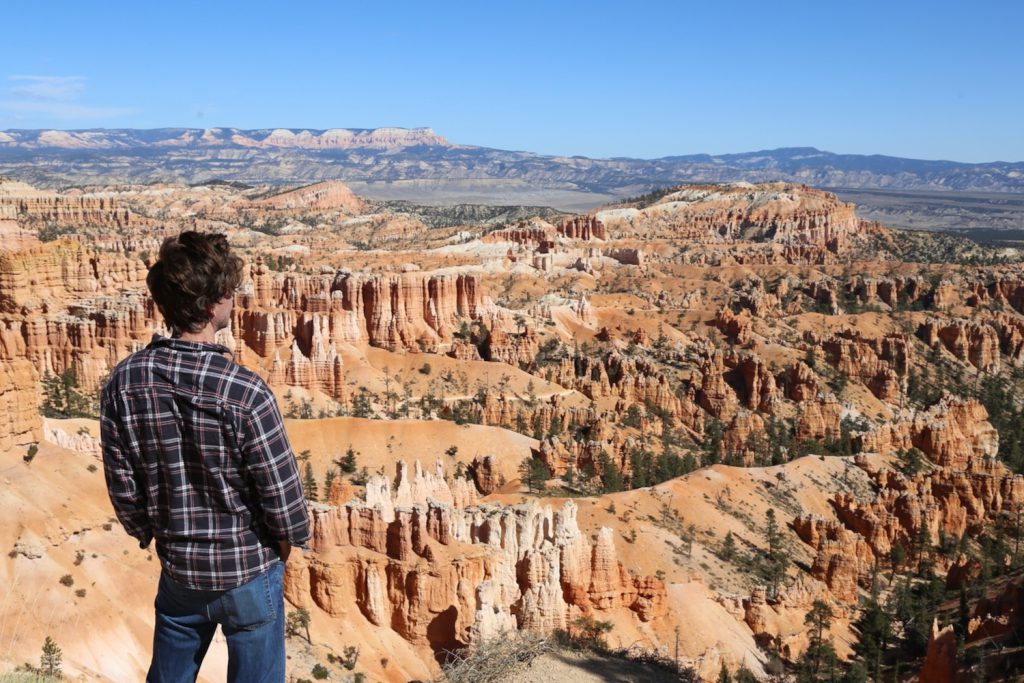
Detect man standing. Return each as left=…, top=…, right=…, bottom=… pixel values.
left=101, top=231, right=310, bottom=683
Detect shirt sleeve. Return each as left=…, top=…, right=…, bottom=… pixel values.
left=240, top=385, right=311, bottom=546
left=100, top=387, right=153, bottom=549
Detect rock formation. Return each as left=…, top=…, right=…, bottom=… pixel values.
left=288, top=460, right=666, bottom=652
left=804, top=328, right=910, bottom=402
left=557, top=216, right=607, bottom=241
left=798, top=399, right=1024, bottom=600
left=242, top=180, right=366, bottom=213
left=919, top=317, right=1002, bottom=372
left=595, top=183, right=882, bottom=253
left=919, top=619, right=957, bottom=683
left=855, top=396, right=997, bottom=469
left=0, top=179, right=141, bottom=229
left=0, top=358, right=40, bottom=450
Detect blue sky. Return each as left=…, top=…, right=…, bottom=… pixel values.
left=2, top=0, right=1021, bottom=162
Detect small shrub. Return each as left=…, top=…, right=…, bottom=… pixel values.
left=23, top=444, right=38, bottom=463
left=568, top=616, right=614, bottom=650
left=311, top=663, right=329, bottom=680
left=286, top=608, right=312, bottom=643
left=74, top=550, right=85, bottom=566
left=87, top=463, right=98, bottom=473
left=75, top=588, right=86, bottom=598
left=59, top=574, right=74, bottom=587
left=418, top=363, right=432, bottom=375
left=341, top=645, right=359, bottom=670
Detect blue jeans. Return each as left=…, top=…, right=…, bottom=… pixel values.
left=148, top=562, right=286, bottom=683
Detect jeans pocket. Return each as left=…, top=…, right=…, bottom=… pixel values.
left=222, top=565, right=279, bottom=631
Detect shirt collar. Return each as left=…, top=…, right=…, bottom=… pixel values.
left=148, top=334, right=233, bottom=358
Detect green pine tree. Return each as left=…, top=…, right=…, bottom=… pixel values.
left=598, top=451, right=624, bottom=493
left=337, top=446, right=358, bottom=474
left=702, top=418, right=724, bottom=465
left=40, top=636, right=62, bottom=678
left=852, top=593, right=891, bottom=681
left=323, top=468, right=337, bottom=500
left=721, top=531, right=737, bottom=561
left=519, top=457, right=551, bottom=493
left=302, top=461, right=318, bottom=502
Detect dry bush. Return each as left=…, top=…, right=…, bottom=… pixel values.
left=435, top=632, right=551, bottom=683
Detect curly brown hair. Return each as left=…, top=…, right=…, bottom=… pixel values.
left=146, top=231, right=244, bottom=335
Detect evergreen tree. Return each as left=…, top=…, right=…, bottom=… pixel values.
left=351, top=388, right=374, bottom=418
left=629, top=449, right=650, bottom=489
left=337, top=446, right=358, bottom=474
left=519, top=457, right=550, bottom=493
left=766, top=509, right=781, bottom=560
left=746, top=430, right=771, bottom=465
left=763, top=508, right=789, bottom=596
left=898, top=447, right=927, bottom=476
left=721, top=531, right=737, bottom=561
left=852, top=593, right=890, bottom=681
left=805, top=598, right=834, bottom=647
left=597, top=451, right=624, bottom=493
left=323, top=468, right=337, bottom=500
left=302, top=461, right=318, bottom=502
left=654, top=449, right=685, bottom=484
left=734, top=666, right=757, bottom=683
left=798, top=599, right=836, bottom=680
left=548, top=414, right=564, bottom=438
left=889, top=543, right=907, bottom=576
left=843, top=663, right=868, bottom=683
left=891, top=569, right=944, bottom=657
left=41, top=367, right=94, bottom=419
left=40, top=636, right=62, bottom=678
left=766, top=417, right=792, bottom=465
left=702, top=418, right=724, bottom=465
left=797, top=640, right=839, bottom=683
left=914, top=522, right=931, bottom=577
left=956, top=587, right=970, bottom=640
left=717, top=662, right=732, bottom=683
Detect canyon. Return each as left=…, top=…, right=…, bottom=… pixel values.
left=1, top=176, right=1023, bottom=681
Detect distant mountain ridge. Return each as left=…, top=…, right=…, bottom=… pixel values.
left=1, top=128, right=1022, bottom=198
left=0, top=126, right=449, bottom=150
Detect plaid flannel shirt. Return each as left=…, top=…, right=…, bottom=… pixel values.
left=100, top=335, right=310, bottom=590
